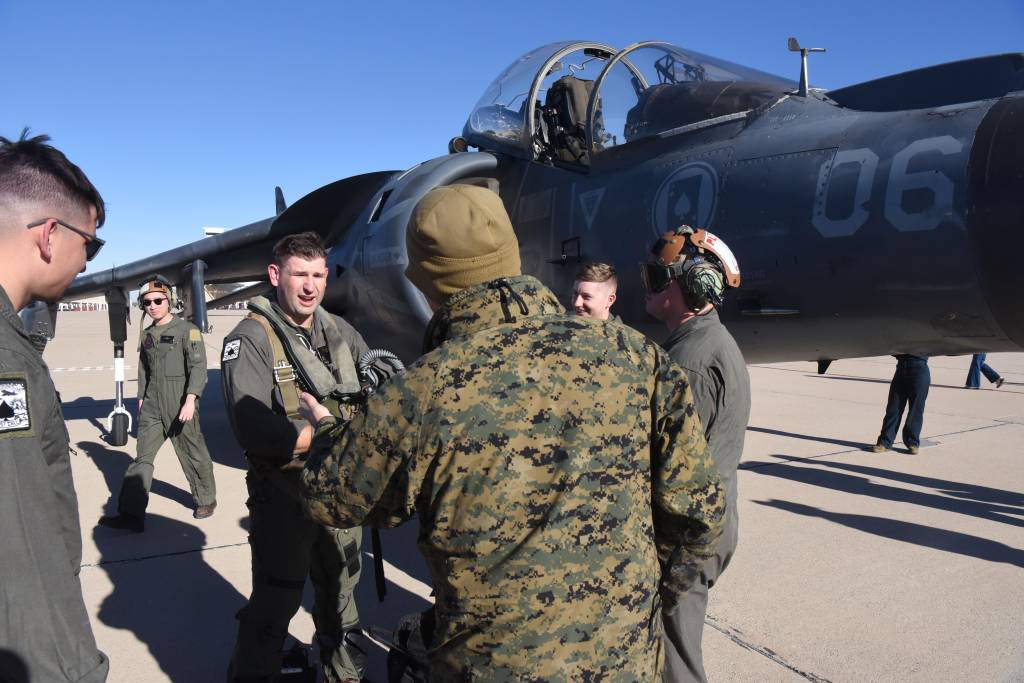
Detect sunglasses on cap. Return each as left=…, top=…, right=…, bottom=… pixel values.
left=26, top=218, right=105, bottom=261
left=142, top=297, right=166, bottom=307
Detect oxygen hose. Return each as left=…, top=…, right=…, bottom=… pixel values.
left=357, top=349, right=405, bottom=395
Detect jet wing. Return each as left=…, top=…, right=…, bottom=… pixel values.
left=64, top=170, right=397, bottom=300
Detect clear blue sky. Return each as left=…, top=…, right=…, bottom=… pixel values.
left=3, top=0, right=1021, bottom=273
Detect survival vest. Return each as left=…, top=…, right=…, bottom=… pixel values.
left=245, top=296, right=361, bottom=420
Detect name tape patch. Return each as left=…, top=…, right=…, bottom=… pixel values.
left=0, top=378, right=31, bottom=434
left=222, top=339, right=241, bottom=362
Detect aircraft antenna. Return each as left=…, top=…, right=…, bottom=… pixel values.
left=787, top=37, right=826, bottom=97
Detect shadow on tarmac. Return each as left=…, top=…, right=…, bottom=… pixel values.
left=745, top=458, right=1024, bottom=528
left=754, top=499, right=1024, bottom=568
left=92, top=514, right=246, bottom=681
left=78, top=439, right=195, bottom=513
left=746, top=425, right=869, bottom=451
left=769, top=455, right=1024, bottom=508
left=202, top=369, right=249, bottom=469
left=0, top=649, right=29, bottom=683
left=809, top=374, right=1024, bottom=394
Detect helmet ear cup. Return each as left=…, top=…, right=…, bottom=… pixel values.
left=681, top=262, right=723, bottom=311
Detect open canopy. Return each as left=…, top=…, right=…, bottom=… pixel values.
left=463, top=40, right=795, bottom=165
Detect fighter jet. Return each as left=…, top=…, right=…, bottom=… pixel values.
left=36, top=39, right=1024, bottom=440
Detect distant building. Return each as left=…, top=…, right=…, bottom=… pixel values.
left=58, top=294, right=106, bottom=311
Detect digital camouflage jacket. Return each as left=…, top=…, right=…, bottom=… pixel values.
left=302, top=275, right=724, bottom=681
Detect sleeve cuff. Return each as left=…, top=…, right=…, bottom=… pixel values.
left=315, top=415, right=338, bottom=436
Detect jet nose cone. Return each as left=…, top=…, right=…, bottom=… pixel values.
left=968, top=94, right=1024, bottom=348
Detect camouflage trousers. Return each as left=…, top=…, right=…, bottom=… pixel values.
left=228, top=467, right=363, bottom=682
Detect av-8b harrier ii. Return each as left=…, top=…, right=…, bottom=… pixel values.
left=37, top=39, right=1024, bottom=443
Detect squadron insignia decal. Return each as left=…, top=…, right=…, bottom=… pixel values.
left=0, top=377, right=31, bottom=435
left=222, top=339, right=241, bottom=362
left=652, top=162, right=719, bottom=238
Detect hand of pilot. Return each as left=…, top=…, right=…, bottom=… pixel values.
left=299, top=392, right=332, bottom=425
left=177, top=394, right=197, bottom=423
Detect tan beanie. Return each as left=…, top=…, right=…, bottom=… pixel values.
left=405, top=184, right=521, bottom=302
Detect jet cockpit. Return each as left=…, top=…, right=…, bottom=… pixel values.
left=463, top=41, right=796, bottom=167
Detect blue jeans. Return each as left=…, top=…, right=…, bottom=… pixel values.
left=966, top=354, right=1000, bottom=388
left=878, top=357, right=930, bottom=449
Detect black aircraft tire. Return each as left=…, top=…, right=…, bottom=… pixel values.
left=110, top=413, right=129, bottom=447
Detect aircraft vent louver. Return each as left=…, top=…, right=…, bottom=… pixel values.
left=369, top=190, right=393, bottom=223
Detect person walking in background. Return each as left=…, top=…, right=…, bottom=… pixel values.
left=99, top=275, right=217, bottom=532
left=965, top=353, right=1004, bottom=389
left=871, top=355, right=931, bottom=455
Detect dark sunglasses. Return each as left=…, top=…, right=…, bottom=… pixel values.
left=142, top=298, right=166, bottom=307
left=26, top=218, right=105, bottom=261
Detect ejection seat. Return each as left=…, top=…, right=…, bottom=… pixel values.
left=538, top=75, right=595, bottom=165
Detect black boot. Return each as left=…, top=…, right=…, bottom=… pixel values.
left=98, top=513, right=144, bottom=533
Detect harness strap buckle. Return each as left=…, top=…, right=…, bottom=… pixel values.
left=273, top=361, right=296, bottom=384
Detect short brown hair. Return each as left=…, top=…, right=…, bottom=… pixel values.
left=575, top=262, right=617, bottom=287
left=272, top=231, right=326, bottom=266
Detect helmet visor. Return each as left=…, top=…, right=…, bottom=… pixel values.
left=640, top=262, right=675, bottom=293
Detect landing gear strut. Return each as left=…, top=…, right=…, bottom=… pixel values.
left=104, top=288, right=132, bottom=447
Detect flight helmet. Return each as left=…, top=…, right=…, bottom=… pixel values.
left=641, top=225, right=741, bottom=310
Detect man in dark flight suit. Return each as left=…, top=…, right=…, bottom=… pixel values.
left=643, top=225, right=751, bottom=683
left=0, top=130, right=109, bottom=681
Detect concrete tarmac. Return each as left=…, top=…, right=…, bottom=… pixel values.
left=44, top=310, right=1023, bottom=682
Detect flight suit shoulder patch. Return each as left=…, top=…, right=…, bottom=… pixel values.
left=188, top=328, right=203, bottom=343
left=0, top=372, right=32, bottom=439
left=222, top=339, right=241, bottom=362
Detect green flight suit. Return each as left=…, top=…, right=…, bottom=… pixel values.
left=661, top=309, right=751, bottom=683
left=118, top=316, right=216, bottom=519
left=221, top=298, right=368, bottom=683
left=0, top=286, right=109, bottom=682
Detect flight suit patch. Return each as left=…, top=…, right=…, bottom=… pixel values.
left=222, top=339, right=241, bottom=362
left=160, top=335, right=175, bottom=344
left=143, top=334, right=155, bottom=349
left=188, top=328, right=203, bottom=343
left=0, top=375, right=31, bottom=438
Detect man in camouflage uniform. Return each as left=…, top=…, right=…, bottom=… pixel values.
left=99, top=275, right=217, bottom=532
left=642, top=226, right=751, bottom=683
left=221, top=232, right=368, bottom=683
left=300, top=185, right=725, bottom=680
left=0, top=131, right=109, bottom=681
